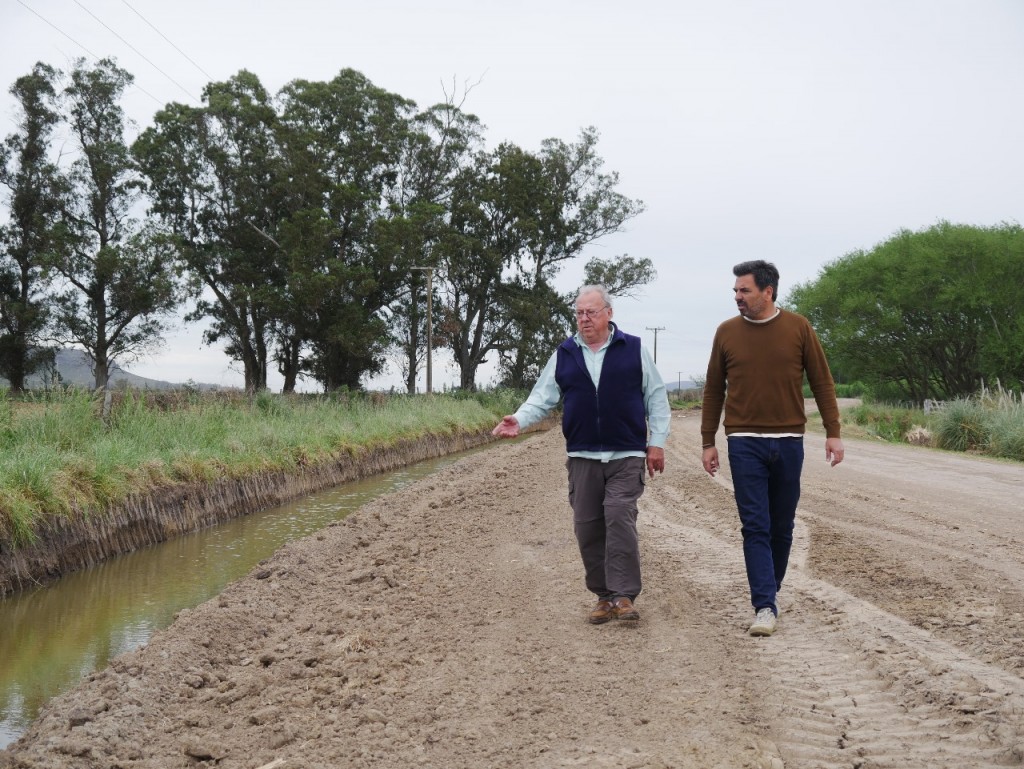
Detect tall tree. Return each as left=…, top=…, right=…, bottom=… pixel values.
left=49, top=58, right=179, bottom=391
left=496, top=277, right=572, bottom=389
left=789, top=221, right=1024, bottom=401
left=502, top=129, right=645, bottom=387
left=0, top=62, right=62, bottom=392
left=384, top=99, right=481, bottom=393
left=441, top=128, right=645, bottom=390
left=276, top=69, right=416, bottom=391
left=437, top=144, right=528, bottom=390
left=495, top=255, right=657, bottom=389
left=379, top=217, right=438, bottom=394
left=134, top=71, right=283, bottom=392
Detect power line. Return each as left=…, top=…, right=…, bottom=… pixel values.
left=15, top=0, right=165, bottom=108
left=16, top=0, right=101, bottom=60
left=119, top=0, right=214, bottom=81
left=74, top=0, right=201, bottom=104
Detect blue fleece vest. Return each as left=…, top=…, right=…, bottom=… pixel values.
left=555, top=327, right=648, bottom=452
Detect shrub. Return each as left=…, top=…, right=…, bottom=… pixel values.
left=978, top=386, right=1024, bottom=460
left=988, top=419, right=1024, bottom=460
left=932, top=399, right=990, bottom=452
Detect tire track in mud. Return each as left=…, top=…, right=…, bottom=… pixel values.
left=7, top=411, right=1022, bottom=769
left=644, top=426, right=1024, bottom=769
left=798, top=509, right=1023, bottom=583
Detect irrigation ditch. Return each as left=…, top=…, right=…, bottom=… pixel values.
left=0, top=425, right=521, bottom=598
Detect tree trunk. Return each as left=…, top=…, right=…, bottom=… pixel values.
left=93, top=356, right=109, bottom=391
left=277, top=335, right=301, bottom=394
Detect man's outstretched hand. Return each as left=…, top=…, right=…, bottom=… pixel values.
left=492, top=415, right=520, bottom=438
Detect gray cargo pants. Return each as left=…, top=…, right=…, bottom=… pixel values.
left=566, top=456, right=647, bottom=600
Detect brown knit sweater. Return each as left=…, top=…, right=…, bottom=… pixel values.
left=700, top=309, right=842, bottom=448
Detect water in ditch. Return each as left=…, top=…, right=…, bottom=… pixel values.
left=0, top=449, right=472, bottom=749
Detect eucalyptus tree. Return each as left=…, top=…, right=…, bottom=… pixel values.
left=48, top=58, right=180, bottom=391
left=0, top=62, right=62, bottom=392
left=499, top=128, right=645, bottom=388
left=384, top=99, right=482, bottom=393
left=495, top=276, right=571, bottom=389
left=437, top=144, right=530, bottom=390
left=379, top=215, right=439, bottom=393
left=441, top=128, right=645, bottom=390
left=275, top=69, right=417, bottom=391
left=134, top=70, right=284, bottom=392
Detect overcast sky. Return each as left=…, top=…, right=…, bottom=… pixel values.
left=2, top=0, right=1022, bottom=392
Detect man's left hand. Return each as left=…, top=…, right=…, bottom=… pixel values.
left=646, top=446, right=665, bottom=478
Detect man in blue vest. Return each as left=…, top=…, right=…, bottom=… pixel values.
left=492, top=284, right=671, bottom=624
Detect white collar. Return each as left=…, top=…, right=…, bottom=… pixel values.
left=742, top=308, right=781, bottom=324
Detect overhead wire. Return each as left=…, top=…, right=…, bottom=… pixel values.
left=119, top=0, right=214, bottom=82
left=73, top=0, right=201, bottom=104
left=14, top=0, right=165, bottom=108
left=15, top=0, right=102, bottom=60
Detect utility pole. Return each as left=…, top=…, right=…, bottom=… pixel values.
left=412, top=267, right=435, bottom=394
left=646, top=326, right=665, bottom=364
left=678, top=371, right=683, bottom=394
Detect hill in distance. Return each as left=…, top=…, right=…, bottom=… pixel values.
left=7, top=349, right=230, bottom=391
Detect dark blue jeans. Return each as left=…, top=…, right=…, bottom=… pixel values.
left=726, top=436, right=804, bottom=615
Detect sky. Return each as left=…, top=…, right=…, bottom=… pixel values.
left=2, top=0, right=1022, bottom=392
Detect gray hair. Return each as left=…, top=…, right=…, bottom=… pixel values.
left=576, top=284, right=613, bottom=309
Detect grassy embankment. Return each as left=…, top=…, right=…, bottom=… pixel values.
left=0, top=388, right=526, bottom=549
left=827, top=386, right=1024, bottom=462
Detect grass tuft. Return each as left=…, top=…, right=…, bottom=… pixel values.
left=932, top=400, right=990, bottom=452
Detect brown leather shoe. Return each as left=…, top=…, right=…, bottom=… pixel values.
left=611, top=596, right=640, bottom=621
left=588, top=599, right=615, bottom=625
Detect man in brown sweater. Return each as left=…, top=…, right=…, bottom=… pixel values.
left=701, top=260, right=845, bottom=637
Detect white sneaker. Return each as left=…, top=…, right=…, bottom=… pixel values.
left=749, top=607, right=777, bottom=637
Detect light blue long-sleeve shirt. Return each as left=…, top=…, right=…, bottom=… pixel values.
left=513, top=323, right=671, bottom=461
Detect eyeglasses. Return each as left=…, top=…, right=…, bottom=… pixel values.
left=575, top=306, right=609, bottom=320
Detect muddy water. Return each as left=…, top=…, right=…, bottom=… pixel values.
left=0, top=451, right=469, bottom=749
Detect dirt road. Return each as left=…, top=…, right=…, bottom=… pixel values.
left=4, top=408, right=1024, bottom=768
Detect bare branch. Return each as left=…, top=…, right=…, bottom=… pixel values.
left=247, top=221, right=282, bottom=249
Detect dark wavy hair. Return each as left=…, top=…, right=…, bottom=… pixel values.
left=733, top=260, right=779, bottom=302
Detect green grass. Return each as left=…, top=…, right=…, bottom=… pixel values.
left=843, top=402, right=927, bottom=443
left=932, top=399, right=990, bottom=452
left=0, top=387, right=526, bottom=548
left=931, top=386, right=1024, bottom=460
left=841, top=385, right=1024, bottom=463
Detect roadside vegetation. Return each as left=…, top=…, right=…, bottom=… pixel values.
left=0, top=388, right=525, bottom=549
left=836, top=385, right=1023, bottom=463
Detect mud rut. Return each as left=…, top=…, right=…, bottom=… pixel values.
left=3, top=409, right=1024, bottom=769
